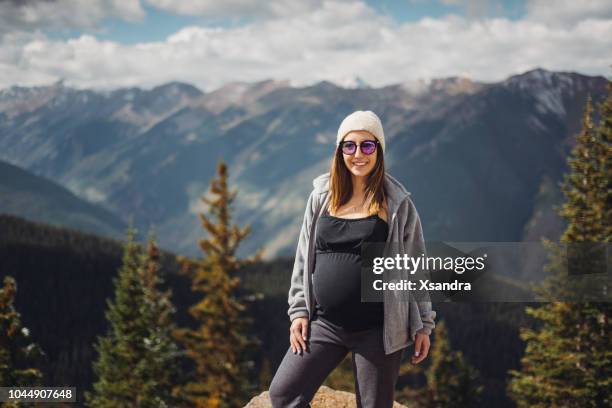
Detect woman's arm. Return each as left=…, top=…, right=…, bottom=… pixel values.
left=404, top=198, right=437, bottom=335
left=287, top=189, right=316, bottom=322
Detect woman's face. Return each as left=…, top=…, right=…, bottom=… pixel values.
left=340, top=130, right=378, bottom=177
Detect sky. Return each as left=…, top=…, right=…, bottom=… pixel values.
left=0, top=0, right=610, bottom=92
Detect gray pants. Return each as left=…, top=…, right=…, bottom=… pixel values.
left=268, top=317, right=405, bottom=408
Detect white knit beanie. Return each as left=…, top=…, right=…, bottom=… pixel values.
left=336, top=110, right=385, bottom=154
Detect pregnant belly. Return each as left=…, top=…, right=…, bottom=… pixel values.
left=313, top=251, right=364, bottom=312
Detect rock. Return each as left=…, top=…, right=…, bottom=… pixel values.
left=244, top=385, right=409, bottom=407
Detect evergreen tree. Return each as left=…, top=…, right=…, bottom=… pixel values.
left=85, top=224, right=180, bottom=407
left=507, top=84, right=611, bottom=407
left=172, top=160, right=263, bottom=408
left=139, top=230, right=182, bottom=407
left=424, top=320, right=482, bottom=408
left=85, top=225, right=148, bottom=408
left=559, top=93, right=612, bottom=243
left=0, top=275, right=44, bottom=396
left=597, top=81, right=612, bottom=238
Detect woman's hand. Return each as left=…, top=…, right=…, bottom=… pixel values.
left=411, top=331, right=431, bottom=364
left=289, top=317, right=309, bottom=355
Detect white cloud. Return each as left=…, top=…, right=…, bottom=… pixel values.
left=439, top=0, right=510, bottom=20
left=0, top=0, right=610, bottom=91
left=525, top=0, right=612, bottom=27
left=144, top=0, right=347, bottom=19
left=0, top=0, right=145, bottom=36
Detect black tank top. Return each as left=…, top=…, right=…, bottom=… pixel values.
left=312, top=206, right=388, bottom=331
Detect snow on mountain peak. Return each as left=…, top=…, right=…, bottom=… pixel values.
left=503, top=68, right=576, bottom=118
left=337, top=75, right=371, bottom=89
left=400, top=75, right=477, bottom=96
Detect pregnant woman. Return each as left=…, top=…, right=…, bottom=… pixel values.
left=269, top=110, right=436, bottom=408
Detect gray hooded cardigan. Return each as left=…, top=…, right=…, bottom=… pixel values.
left=287, top=171, right=437, bottom=355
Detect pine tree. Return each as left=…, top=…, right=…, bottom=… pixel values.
left=86, top=225, right=148, bottom=407
left=424, top=320, right=482, bottom=407
left=507, top=84, right=612, bottom=407
left=85, top=224, right=180, bottom=407
left=593, top=80, right=612, bottom=245
left=172, top=160, right=263, bottom=408
left=138, top=230, right=182, bottom=407
left=0, top=275, right=44, bottom=392
left=559, top=94, right=606, bottom=242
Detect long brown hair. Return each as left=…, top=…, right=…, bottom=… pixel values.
left=327, top=137, right=386, bottom=216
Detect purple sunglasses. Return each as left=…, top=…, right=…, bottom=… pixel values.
left=339, top=139, right=379, bottom=155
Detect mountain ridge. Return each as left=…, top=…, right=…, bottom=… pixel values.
left=0, top=68, right=608, bottom=273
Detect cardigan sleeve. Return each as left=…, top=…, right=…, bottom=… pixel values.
left=403, top=197, right=437, bottom=335
left=287, top=189, right=315, bottom=322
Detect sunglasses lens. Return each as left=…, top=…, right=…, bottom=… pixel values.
left=361, top=141, right=377, bottom=155
left=342, top=142, right=356, bottom=154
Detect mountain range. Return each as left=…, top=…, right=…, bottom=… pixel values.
left=0, top=159, right=126, bottom=238
left=0, top=68, right=608, bottom=282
